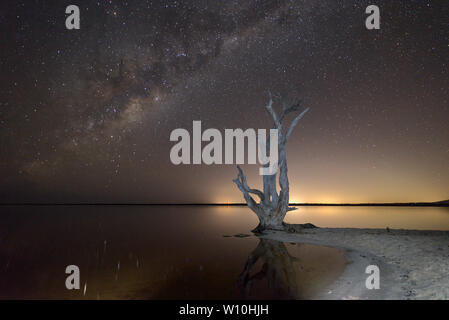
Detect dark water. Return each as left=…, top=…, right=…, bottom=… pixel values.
left=0, top=205, right=448, bottom=299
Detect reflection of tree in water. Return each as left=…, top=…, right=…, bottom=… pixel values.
left=237, top=238, right=301, bottom=299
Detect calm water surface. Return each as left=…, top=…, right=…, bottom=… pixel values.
left=0, top=205, right=448, bottom=299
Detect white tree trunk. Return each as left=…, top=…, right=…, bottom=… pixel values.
left=233, top=93, right=309, bottom=233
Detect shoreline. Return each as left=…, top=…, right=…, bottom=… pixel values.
left=0, top=202, right=448, bottom=207
left=262, top=227, right=449, bottom=300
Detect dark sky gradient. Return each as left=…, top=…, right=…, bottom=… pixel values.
left=0, top=0, right=448, bottom=203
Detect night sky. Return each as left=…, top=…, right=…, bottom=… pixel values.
left=0, top=0, right=448, bottom=204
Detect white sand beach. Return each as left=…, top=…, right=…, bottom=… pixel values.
left=262, top=227, right=449, bottom=300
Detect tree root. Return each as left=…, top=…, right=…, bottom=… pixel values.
left=252, top=222, right=318, bottom=234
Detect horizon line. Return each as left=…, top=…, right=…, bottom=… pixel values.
left=0, top=200, right=448, bottom=207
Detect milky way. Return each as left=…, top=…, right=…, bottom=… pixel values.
left=0, top=0, right=448, bottom=203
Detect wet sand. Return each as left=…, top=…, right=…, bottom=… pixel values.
left=263, top=227, right=449, bottom=299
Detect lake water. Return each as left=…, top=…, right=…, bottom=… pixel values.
left=0, top=205, right=448, bottom=299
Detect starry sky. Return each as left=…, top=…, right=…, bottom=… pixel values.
left=0, top=0, right=448, bottom=204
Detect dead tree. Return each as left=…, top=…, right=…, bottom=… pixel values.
left=233, top=93, right=309, bottom=232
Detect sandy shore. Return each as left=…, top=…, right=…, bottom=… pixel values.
left=262, top=228, right=449, bottom=300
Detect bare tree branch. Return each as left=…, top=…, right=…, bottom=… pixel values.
left=234, top=165, right=265, bottom=202
left=279, top=97, right=301, bottom=123
left=284, top=107, right=309, bottom=142
left=264, top=92, right=281, bottom=129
